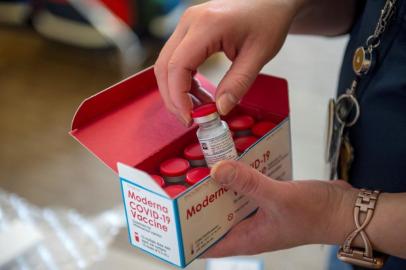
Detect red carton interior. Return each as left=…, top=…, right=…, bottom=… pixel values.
left=70, top=67, right=289, bottom=175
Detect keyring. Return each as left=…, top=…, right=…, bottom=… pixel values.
left=335, top=94, right=360, bottom=127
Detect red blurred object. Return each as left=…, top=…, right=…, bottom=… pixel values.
left=48, top=0, right=134, bottom=25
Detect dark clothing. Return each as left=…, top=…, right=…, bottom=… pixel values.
left=337, top=0, right=406, bottom=269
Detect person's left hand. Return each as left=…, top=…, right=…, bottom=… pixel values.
left=202, top=160, right=358, bottom=257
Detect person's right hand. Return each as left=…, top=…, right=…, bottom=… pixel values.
left=200, top=160, right=358, bottom=257
left=154, top=0, right=303, bottom=126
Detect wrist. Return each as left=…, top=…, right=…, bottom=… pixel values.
left=284, top=180, right=358, bottom=246
left=326, top=186, right=359, bottom=245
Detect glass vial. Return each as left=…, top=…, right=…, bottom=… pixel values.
left=191, top=103, right=238, bottom=168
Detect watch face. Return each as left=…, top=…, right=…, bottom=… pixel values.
left=337, top=247, right=386, bottom=269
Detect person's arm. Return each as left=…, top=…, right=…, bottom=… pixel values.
left=154, top=0, right=358, bottom=126
left=357, top=192, right=406, bottom=258
left=290, top=0, right=359, bottom=35
left=201, top=160, right=406, bottom=259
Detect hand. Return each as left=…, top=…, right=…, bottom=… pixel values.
left=202, top=160, right=358, bottom=257
left=154, top=0, right=302, bottom=126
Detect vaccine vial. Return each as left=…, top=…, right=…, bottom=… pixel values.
left=234, top=136, right=258, bottom=155
left=159, top=157, right=190, bottom=184
left=150, top=174, right=165, bottom=188
left=164, top=185, right=187, bottom=198
left=184, top=142, right=206, bottom=167
left=185, top=167, right=210, bottom=186
left=252, top=120, right=277, bottom=138
left=228, top=114, right=255, bottom=137
left=191, top=103, right=238, bottom=168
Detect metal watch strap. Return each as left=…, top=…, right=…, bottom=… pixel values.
left=337, top=189, right=386, bottom=269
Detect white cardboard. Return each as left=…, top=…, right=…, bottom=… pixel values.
left=120, top=180, right=181, bottom=266
left=119, top=118, right=292, bottom=267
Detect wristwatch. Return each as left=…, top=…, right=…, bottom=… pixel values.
left=337, top=189, right=386, bottom=269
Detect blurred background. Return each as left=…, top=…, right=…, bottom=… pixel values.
left=0, top=0, right=349, bottom=269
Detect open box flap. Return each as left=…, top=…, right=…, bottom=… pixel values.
left=70, top=67, right=289, bottom=175
left=70, top=67, right=215, bottom=173
left=241, top=74, right=289, bottom=117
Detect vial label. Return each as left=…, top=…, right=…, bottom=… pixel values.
left=198, top=131, right=238, bottom=167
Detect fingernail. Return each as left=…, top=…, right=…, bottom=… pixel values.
left=211, top=161, right=236, bottom=186
left=216, top=92, right=238, bottom=115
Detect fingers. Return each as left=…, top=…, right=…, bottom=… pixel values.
left=201, top=213, right=262, bottom=258
left=155, top=29, right=218, bottom=126
left=155, top=3, right=268, bottom=125
left=216, top=46, right=266, bottom=115
left=166, top=30, right=220, bottom=125
left=210, top=160, right=274, bottom=205
left=154, top=18, right=189, bottom=124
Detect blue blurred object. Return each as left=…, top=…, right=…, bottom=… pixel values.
left=149, top=1, right=189, bottom=39
left=134, top=0, right=181, bottom=36
left=161, top=0, right=180, bottom=14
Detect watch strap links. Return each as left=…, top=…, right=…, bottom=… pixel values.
left=337, top=189, right=386, bottom=269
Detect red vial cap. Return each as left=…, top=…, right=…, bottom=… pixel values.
left=235, top=136, right=257, bottom=153
left=184, top=143, right=204, bottom=160
left=160, top=158, right=190, bottom=177
left=150, top=174, right=165, bottom=188
left=191, top=103, right=217, bottom=118
left=186, top=167, right=210, bottom=185
left=228, top=115, right=255, bottom=131
left=164, top=185, right=187, bottom=198
left=252, top=121, right=277, bottom=137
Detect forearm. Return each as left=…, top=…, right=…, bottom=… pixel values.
left=328, top=189, right=406, bottom=259
left=289, top=0, right=359, bottom=36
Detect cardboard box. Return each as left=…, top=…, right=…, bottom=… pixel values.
left=70, top=67, right=292, bottom=268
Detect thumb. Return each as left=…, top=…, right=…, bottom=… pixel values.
left=215, top=47, right=266, bottom=115
left=210, top=160, right=272, bottom=204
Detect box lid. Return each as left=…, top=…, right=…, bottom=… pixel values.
left=70, top=67, right=289, bottom=174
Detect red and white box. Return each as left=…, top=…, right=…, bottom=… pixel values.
left=70, top=67, right=292, bottom=268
